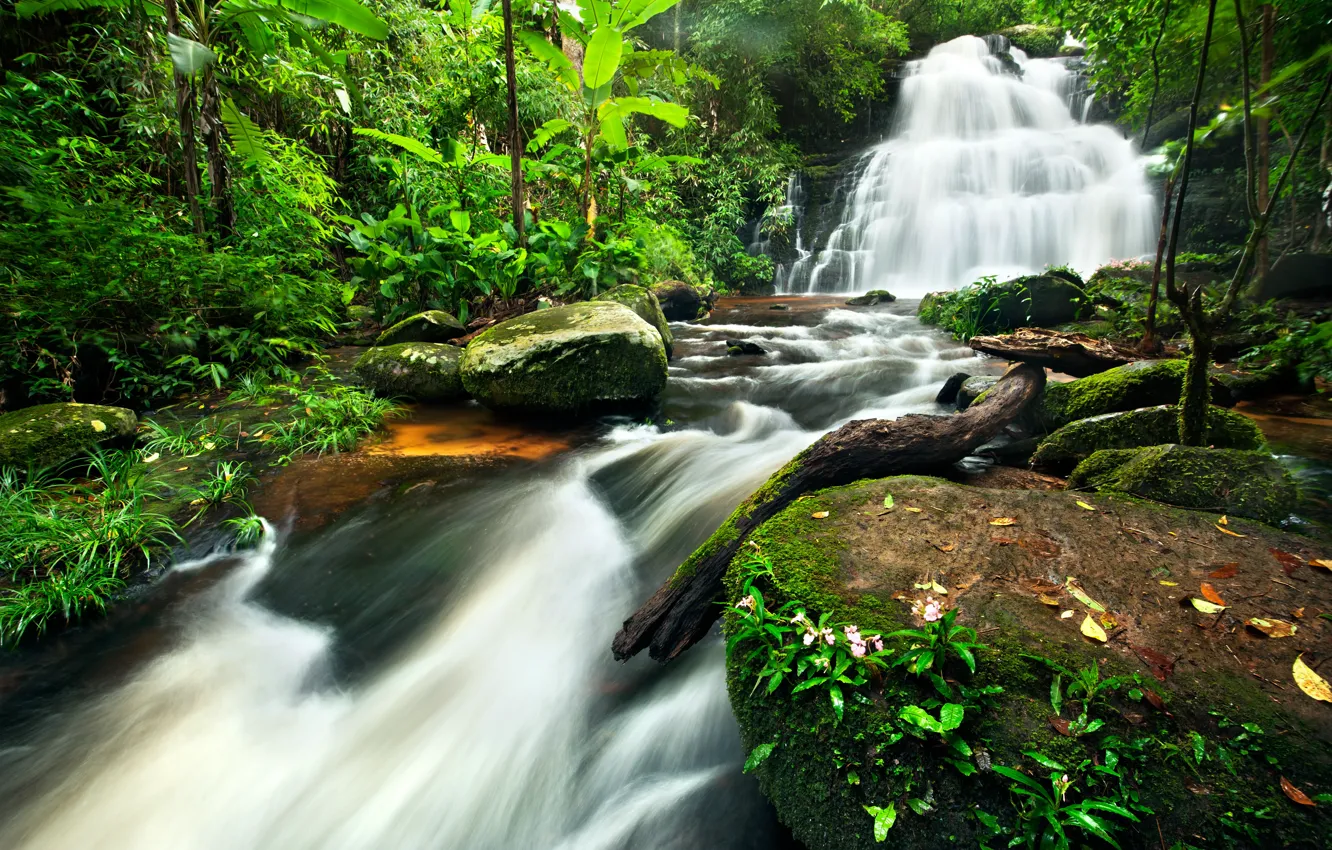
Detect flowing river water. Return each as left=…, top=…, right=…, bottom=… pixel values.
left=0, top=299, right=1003, bottom=850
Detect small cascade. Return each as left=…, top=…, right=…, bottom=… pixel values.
left=775, top=35, right=1156, bottom=297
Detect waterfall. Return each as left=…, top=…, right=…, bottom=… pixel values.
left=775, top=35, right=1157, bottom=297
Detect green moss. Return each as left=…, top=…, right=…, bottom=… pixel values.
left=0, top=403, right=137, bottom=468
left=1039, top=360, right=1192, bottom=431
left=375, top=310, right=465, bottom=346
left=1032, top=404, right=1264, bottom=473
left=999, top=24, right=1064, bottom=57
left=353, top=342, right=466, bottom=402
left=592, top=283, right=673, bottom=356
left=1068, top=445, right=1299, bottom=524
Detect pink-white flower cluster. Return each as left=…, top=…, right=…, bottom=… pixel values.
left=736, top=595, right=756, bottom=613
left=911, top=596, right=944, bottom=623
left=842, top=625, right=884, bottom=658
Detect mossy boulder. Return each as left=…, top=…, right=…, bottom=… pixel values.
left=1038, top=359, right=1217, bottom=430
left=592, top=283, right=673, bottom=357
left=650, top=280, right=715, bottom=321
left=375, top=310, right=466, bottom=346
left=1032, top=404, right=1264, bottom=474
left=0, top=403, right=137, bottom=469
left=723, top=476, right=1332, bottom=850
left=918, top=275, right=1089, bottom=337
left=1067, top=444, right=1299, bottom=524
left=998, top=24, right=1064, bottom=57
left=459, top=301, right=667, bottom=413
left=846, top=289, right=896, bottom=306
left=353, top=343, right=466, bottom=403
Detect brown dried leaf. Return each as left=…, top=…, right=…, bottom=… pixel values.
left=1049, top=716, right=1072, bottom=737
left=1209, top=563, right=1239, bottom=579
left=1271, top=548, right=1304, bottom=575
left=1245, top=618, right=1298, bottom=638
left=934, top=542, right=956, bottom=553
left=1143, top=688, right=1167, bottom=711
left=1293, top=607, right=1306, bottom=619
left=989, top=517, right=1017, bottom=526
left=1280, top=777, right=1316, bottom=807
left=1200, top=583, right=1227, bottom=606
left=992, top=537, right=1018, bottom=545
left=1029, top=580, right=1062, bottom=594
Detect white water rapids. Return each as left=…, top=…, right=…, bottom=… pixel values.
left=0, top=305, right=997, bottom=849
left=777, top=35, right=1157, bottom=296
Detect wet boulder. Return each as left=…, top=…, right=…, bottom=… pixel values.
left=1068, top=444, right=1299, bottom=524
left=593, top=284, right=673, bottom=358
left=375, top=310, right=467, bottom=346
left=460, top=302, right=667, bottom=413
left=993, top=273, right=1089, bottom=329
left=725, top=339, right=767, bottom=356
left=1038, top=359, right=1228, bottom=430
left=935, top=372, right=970, bottom=405
left=845, top=289, right=896, bottom=307
left=651, top=280, right=716, bottom=321
left=0, top=403, right=137, bottom=469
left=724, top=475, right=1331, bottom=850
left=1031, top=404, right=1264, bottom=474
left=354, top=343, right=467, bottom=403
left=956, top=375, right=998, bottom=411
left=996, top=24, right=1063, bottom=57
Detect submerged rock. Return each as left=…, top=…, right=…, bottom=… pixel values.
left=460, top=302, right=667, bottom=413
left=375, top=310, right=467, bottom=346
left=354, top=343, right=466, bottom=403
left=1068, top=444, right=1299, bottom=524
left=725, top=339, right=767, bottom=356
left=0, top=402, right=137, bottom=468
left=1032, top=404, right=1264, bottom=474
left=651, top=280, right=715, bottom=321
left=845, top=289, right=896, bottom=307
left=593, top=284, right=673, bottom=357
left=935, top=372, right=970, bottom=405
left=724, top=475, right=1331, bottom=850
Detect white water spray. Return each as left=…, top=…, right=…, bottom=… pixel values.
left=777, top=35, right=1157, bottom=296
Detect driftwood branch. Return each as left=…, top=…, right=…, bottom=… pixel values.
left=969, top=328, right=1140, bottom=377
left=611, top=362, right=1047, bottom=663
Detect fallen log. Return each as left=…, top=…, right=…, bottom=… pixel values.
left=611, top=362, right=1047, bottom=662
left=968, top=328, right=1139, bottom=378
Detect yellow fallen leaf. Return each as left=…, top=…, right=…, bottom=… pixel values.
left=1245, top=618, right=1297, bottom=638
left=177, top=466, right=189, bottom=471
left=1159, top=580, right=1178, bottom=587
left=1293, top=655, right=1332, bottom=703
left=904, top=506, right=923, bottom=513
left=1038, top=594, right=1061, bottom=607
left=1060, top=610, right=1075, bottom=619
left=1065, top=578, right=1105, bottom=612
left=1215, top=524, right=1246, bottom=538
left=144, top=452, right=160, bottom=463
left=1075, top=501, right=1095, bottom=511
left=1190, top=598, right=1228, bottom=614
left=1100, top=612, right=1118, bottom=630
left=1311, top=559, right=1332, bottom=571
left=811, top=511, right=829, bottom=519
left=913, top=581, right=948, bottom=595
left=989, top=517, right=1017, bottom=526
left=90, top=419, right=107, bottom=433
left=1218, top=515, right=1229, bottom=526
left=1081, top=613, right=1108, bottom=642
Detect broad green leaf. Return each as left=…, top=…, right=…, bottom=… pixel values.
left=863, top=803, right=897, bottom=842
left=883, top=492, right=894, bottom=509
left=582, top=24, right=623, bottom=90
left=518, top=31, right=579, bottom=90
left=610, top=96, right=688, bottom=126
left=278, top=0, right=387, bottom=39
left=219, top=99, right=271, bottom=163
left=899, top=705, right=941, bottom=733
left=939, top=703, right=964, bottom=731
left=618, top=0, right=681, bottom=31
left=1064, top=810, right=1118, bottom=847
left=1023, top=750, right=1066, bottom=771
left=743, top=741, right=776, bottom=773
left=829, top=684, right=844, bottom=724
left=527, top=118, right=572, bottom=152
left=449, top=211, right=471, bottom=233
left=167, top=33, right=216, bottom=76
left=15, top=0, right=133, bottom=17
left=352, top=128, right=443, bottom=165
left=598, top=110, right=628, bottom=150
left=575, top=0, right=611, bottom=27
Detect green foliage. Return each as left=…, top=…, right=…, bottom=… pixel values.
left=224, top=513, right=267, bottom=547
left=992, top=753, right=1140, bottom=849
left=917, top=275, right=1011, bottom=341
left=266, top=380, right=400, bottom=456
left=181, top=461, right=254, bottom=524
left=887, top=605, right=981, bottom=695
left=1241, top=317, right=1332, bottom=385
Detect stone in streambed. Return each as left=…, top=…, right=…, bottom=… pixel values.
left=375, top=310, right=467, bottom=346
left=0, top=402, right=137, bottom=468
left=1031, top=404, right=1264, bottom=474
left=460, top=302, right=667, bottom=414
left=651, top=280, right=716, bottom=322
left=725, top=339, right=767, bottom=356
left=593, top=284, right=673, bottom=357
left=1068, top=444, right=1298, bottom=524
left=936, top=372, right=970, bottom=405
left=845, top=290, right=896, bottom=307
left=1038, top=359, right=1232, bottom=431
left=354, top=343, right=467, bottom=403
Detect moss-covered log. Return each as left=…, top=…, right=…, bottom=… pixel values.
left=610, top=362, right=1047, bottom=662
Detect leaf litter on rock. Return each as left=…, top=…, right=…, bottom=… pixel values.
left=1245, top=618, right=1297, bottom=638
left=1293, top=655, right=1332, bottom=703
left=1080, top=614, right=1108, bottom=643
left=1200, top=582, right=1227, bottom=606
left=1209, top=563, right=1239, bottom=579
left=1270, top=548, right=1304, bottom=575
left=989, top=517, right=1016, bottom=526
left=1190, top=598, right=1228, bottom=614
left=1280, top=777, right=1316, bottom=807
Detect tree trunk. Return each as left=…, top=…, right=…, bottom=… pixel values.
left=969, top=328, right=1139, bottom=377
left=1141, top=0, right=1173, bottom=149
left=1142, top=171, right=1176, bottom=354
left=501, top=0, right=526, bottom=247
left=199, top=68, right=234, bottom=237
left=612, top=363, right=1048, bottom=663
left=1179, top=316, right=1213, bottom=445
left=163, top=0, right=204, bottom=240
left=1256, top=3, right=1275, bottom=280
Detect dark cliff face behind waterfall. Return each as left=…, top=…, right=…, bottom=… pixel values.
left=0, top=300, right=998, bottom=850
left=774, top=35, right=1157, bottom=297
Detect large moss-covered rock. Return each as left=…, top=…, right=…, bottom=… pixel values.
left=375, top=310, right=466, bottom=346
left=0, top=403, right=137, bottom=468
left=1039, top=359, right=1201, bottom=430
left=460, top=301, right=667, bottom=413
left=353, top=343, right=466, bottom=403
left=723, top=476, right=1332, bottom=850
left=918, top=275, right=1089, bottom=337
left=845, top=289, right=895, bottom=306
left=998, top=24, right=1064, bottom=57
left=1068, top=444, right=1299, bottom=523
left=592, top=283, right=673, bottom=357
left=1032, top=404, right=1264, bottom=473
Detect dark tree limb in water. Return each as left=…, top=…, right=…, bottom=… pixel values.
left=611, top=363, right=1047, bottom=663
left=969, top=329, right=1139, bottom=378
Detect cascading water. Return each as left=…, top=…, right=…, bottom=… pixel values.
left=0, top=302, right=999, bottom=850
left=776, top=35, right=1157, bottom=297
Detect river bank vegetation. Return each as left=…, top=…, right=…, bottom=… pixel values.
left=2, top=0, right=1332, bottom=847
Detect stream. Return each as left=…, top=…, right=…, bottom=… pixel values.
left=0, top=299, right=999, bottom=850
